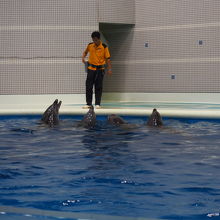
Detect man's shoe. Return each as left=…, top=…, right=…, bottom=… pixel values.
left=82, top=105, right=91, bottom=109
left=95, top=105, right=102, bottom=109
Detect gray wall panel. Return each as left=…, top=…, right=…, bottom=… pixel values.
left=132, top=62, right=220, bottom=93
left=0, top=0, right=97, bottom=26
left=1, top=0, right=220, bottom=95
left=105, top=61, right=220, bottom=93
left=0, top=62, right=85, bottom=94
left=104, top=63, right=137, bottom=92
left=98, top=0, right=135, bottom=24
left=126, top=0, right=220, bottom=93
left=0, top=0, right=97, bottom=95
left=0, top=29, right=94, bottom=58
left=134, top=26, right=220, bottom=60
left=136, top=0, right=220, bottom=28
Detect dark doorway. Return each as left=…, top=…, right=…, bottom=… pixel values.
left=99, top=23, right=135, bottom=92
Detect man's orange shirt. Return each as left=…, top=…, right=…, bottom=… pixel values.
left=85, top=41, right=110, bottom=70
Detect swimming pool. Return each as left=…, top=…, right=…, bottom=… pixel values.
left=0, top=115, right=220, bottom=220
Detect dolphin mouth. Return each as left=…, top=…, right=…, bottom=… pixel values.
left=58, top=101, right=62, bottom=108
left=52, top=100, right=62, bottom=109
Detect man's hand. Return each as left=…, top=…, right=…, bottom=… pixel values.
left=82, top=51, right=88, bottom=64
left=107, top=69, right=112, bottom=76
left=82, top=57, right=86, bottom=64
left=106, top=59, right=112, bottom=75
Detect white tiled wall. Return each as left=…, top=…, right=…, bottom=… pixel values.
left=131, top=0, right=220, bottom=93
left=104, top=0, right=220, bottom=93
left=1, top=0, right=220, bottom=95
left=0, top=0, right=98, bottom=95
left=135, top=0, right=220, bottom=28
left=98, top=0, right=135, bottom=24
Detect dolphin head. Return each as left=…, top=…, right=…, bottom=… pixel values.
left=41, top=99, right=62, bottom=126
left=82, top=105, right=96, bottom=128
left=108, top=114, right=126, bottom=125
left=147, top=108, right=163, bottom=127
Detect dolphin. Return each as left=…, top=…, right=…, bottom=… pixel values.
left=147, top=108, right=163, bottom=127
left=108, top=114, right=138, bottom=130
left=107, top=114, right=127, bottom=126
left=41, top=99, right=62, bottom=126
left=80, top=105, right=96, bottom=128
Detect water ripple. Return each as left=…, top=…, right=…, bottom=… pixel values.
left=1, top=116, right=220, bottom=219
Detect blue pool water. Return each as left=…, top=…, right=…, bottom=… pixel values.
left=0, top=115, right=220, bottom=220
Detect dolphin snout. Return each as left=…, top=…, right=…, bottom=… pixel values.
left=58, top=101, right=62, bottom=108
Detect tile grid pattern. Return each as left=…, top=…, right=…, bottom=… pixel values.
left=0, top=0, right=98, bottom=94
left=1, top=0, right=220, bottom=94
left=104, top=0, right=220, bottom=93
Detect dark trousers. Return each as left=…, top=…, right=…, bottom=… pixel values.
left=86, top=69, right=104, bottom=106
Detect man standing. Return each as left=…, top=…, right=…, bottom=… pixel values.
left=82, top=31, right=112, bottom=109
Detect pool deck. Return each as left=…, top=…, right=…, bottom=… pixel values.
left=1, top=101, right=220, bottom=119
left=1, top=93, right=220, bottom=118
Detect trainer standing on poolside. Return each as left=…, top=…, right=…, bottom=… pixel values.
left=82, top=31, right=112, bottom=109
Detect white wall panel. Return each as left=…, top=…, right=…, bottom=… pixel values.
left=2, top=0, right=220, bottom=95
left=0, top=29, right=94, bottom=58
left=0, top=0, right=97, bottom=26
left=0, top=0, right=97, bottom=95
left=0, top=62, right=85, bottom=94
left=130, top=0, right=220, bottom=93
left=132, top=62, right=220, bottom=93
left=134, top=26, right=220, bottom=60
left=135, top=0, right=220, bottom=28
left=98, top=0, right=135, bottom=24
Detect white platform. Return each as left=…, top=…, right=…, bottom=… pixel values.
left=1, top=93, right=220, bottom=118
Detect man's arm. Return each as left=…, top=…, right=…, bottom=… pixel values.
left=82, top=48, right=88, bottom=64
left=104, top=46, right=112, bottom=75
left=106, top=58, right=112, bottom=75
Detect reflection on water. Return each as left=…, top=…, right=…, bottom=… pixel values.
left=0, top=116, right=220, bottom=220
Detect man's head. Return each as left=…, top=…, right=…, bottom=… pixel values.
left=91, top=31, right=101, bottom=46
